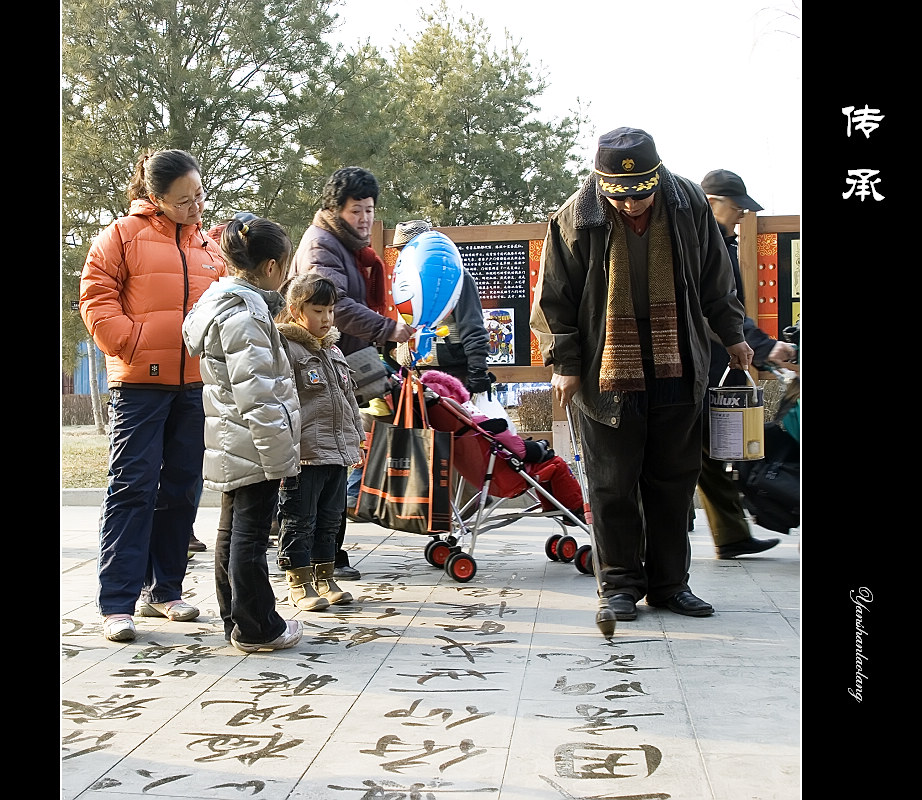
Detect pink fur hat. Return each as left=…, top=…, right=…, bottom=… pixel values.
left=419, top=370, right=470, bottom=404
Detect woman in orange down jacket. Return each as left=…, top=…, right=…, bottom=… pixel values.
left=80, top=148, right=226, bottom=643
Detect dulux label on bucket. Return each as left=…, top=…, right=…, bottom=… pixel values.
left=709, top=385, right=765, bottom=461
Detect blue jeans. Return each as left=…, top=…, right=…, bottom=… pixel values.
left=345, top=465, right=362, bottom=506
left=96, top=387, right=204, bottom=616
left=277, top=465, right=347, bottom=570
left=215, top=480, right=287, bottom=644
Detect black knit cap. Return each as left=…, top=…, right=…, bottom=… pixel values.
left=593, top=127, right=662, bottom=197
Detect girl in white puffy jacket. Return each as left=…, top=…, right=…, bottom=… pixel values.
left=182, top=216, right=303, bottom=654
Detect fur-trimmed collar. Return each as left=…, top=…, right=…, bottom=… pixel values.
left=276, top=321, right=342, bottom=353
left=569, top=166, right=686, bottom=229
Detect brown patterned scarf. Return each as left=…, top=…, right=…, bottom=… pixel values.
left=312, top=208, right=386, bottom=313
left=312, top=208, right=369, bottom=252
left=599, top=196, right=682, bottom=393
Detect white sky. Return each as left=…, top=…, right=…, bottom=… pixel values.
left=328, top=0, right=802, bottom=216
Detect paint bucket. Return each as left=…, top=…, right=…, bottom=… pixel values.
left=709, top=368, right=764, bottom=461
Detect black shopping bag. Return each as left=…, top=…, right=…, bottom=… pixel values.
left=356, top=375, right=453, bottom=534
left=736, top=421, right=800, bottom=533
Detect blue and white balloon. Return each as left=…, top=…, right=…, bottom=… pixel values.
left=391, top=231, right=463, bottom=364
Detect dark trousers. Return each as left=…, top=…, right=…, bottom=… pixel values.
left=697, top=401, right=751, bottom=546
left=215, top=480, right=287, bottom=644
left=277, top=465, right=346, bottom=570
left=96, top=387, right=203, bottom=616
left=578, top=398, right=701, bottom=604
left=335, top=516, right=350, bottom=567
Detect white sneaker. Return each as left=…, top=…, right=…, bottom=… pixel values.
left=136, top=600, right=200, bottom=621
left=103, top=615, right=136, bottom=642
left=231, top=620, right=303, bottom=653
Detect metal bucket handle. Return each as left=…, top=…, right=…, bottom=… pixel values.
left=717, top=367, right=760, bottom=403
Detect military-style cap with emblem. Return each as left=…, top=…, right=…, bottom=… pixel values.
left=593, top=127, right=663, bottom=198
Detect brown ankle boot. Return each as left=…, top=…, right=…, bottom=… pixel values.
left=313, top=562, right=353, bottom=605
left=286, top=566, right=330, bottom=611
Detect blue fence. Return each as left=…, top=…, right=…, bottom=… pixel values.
left=71, top=340, right=107, bottom=395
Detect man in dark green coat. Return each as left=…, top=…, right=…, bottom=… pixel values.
left=531, top=128, right=753, bottom=624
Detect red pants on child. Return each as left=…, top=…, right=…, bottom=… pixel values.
left=529, top=456, right=584, bottom=512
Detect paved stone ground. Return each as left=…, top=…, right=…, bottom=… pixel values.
left=62, top=501, right=801, bottom=800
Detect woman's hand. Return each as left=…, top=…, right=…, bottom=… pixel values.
left=392, top=319, right=416, bottom=343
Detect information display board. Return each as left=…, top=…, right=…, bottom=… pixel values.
left=455, top=241, right=531, bottom=366
left=777, top=232, right=801, bottom=331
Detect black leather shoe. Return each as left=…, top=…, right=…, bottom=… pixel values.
left=603, top=593, right=637, bottom=621
left=647, top=591, right=714, bottom=617
left=333, top=564, right=361, bottom=580
left=716, top=536, right=780, bottom=560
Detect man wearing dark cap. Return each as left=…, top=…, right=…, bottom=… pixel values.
left=531, top=127, right=753, bottom=626
left=697, top=170, right=797, bottom=557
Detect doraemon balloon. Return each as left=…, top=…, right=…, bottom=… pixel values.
left=391, top=231, right=463, bottom=364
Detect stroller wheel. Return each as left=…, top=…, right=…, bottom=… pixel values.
left=574, top=544, right=593, bottom=574
left=545, top=534, right=562, bottom=561
left=445, top=552, right=477, bottom=583
left=556, top=535, right=579, bottom=563
left=424, top=538, right=441, bottom=566
left=428, top=540, right=453, bottom=568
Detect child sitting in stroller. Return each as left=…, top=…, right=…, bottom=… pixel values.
left=418, top=370, right=586, bottom=524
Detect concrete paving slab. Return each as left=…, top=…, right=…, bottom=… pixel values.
left=62, top=499, right=802, bottom=799
left=704, top=752, right=802, bottom=800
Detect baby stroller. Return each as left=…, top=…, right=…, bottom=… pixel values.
left=414, top=372, right=595, bottom=582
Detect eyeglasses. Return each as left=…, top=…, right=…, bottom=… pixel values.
left=718, top=197, right=746, bottom=214
left=163, top=190, right=207, bottom=210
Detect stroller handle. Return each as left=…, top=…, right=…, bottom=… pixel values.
left=564, top=404, right=592, bottom=524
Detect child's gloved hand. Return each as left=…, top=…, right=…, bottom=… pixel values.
left=478, top=418, right=508, bottom=434
left=522, top=438, right=554, bottom=463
